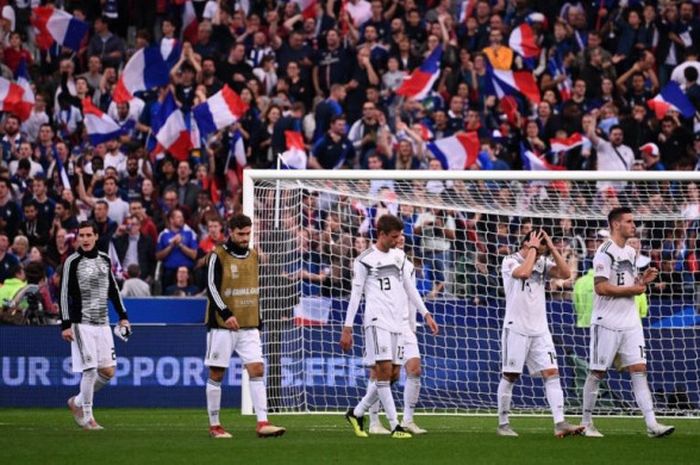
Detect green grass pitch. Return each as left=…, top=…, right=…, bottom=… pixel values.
left=0, top=409, right=697, bottom=465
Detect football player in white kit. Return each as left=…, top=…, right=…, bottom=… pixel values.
left=580, top=207, right=674, bottom=438
left=498, top=229, right=583, bottom=438
left=366, top=233, right=439, bottom=435
left=340, top=214, right=434, bottom=439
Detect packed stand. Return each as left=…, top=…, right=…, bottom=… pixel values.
left=0, top=0, right=698, bottom=321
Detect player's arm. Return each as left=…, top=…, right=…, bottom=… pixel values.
left=593, top=252, right=645, bottom=297
left=206, top=253, right=239, bottom=330
left=512, top=231, right=543, bottom=279
left=543, top=231, right=571, bottom=280
left=106, top=257, right=130, bottom=327
left=59, top=255, right=80, bottom=339
left=402, top=262, right=439, bottom=335
left=339, top=259, right=367, bottom=352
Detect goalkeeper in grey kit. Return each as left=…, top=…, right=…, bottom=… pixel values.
left=60, top=221, right=131, bottom=430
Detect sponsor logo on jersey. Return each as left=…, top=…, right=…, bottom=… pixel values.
left=229, top=264, right=239, bottom=279
left=223, top=287, right=259, bottom=297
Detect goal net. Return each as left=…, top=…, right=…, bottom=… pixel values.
left=243, top=170, right=700, bottom=416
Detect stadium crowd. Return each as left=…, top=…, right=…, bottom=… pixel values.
left=0, top=0, right=699, bottom=322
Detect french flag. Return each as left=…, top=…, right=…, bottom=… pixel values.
left=520, top=144, right=563, bottom=171
left=396, top=47, right=443, bottom=101
left=547, top=56, right=572, bottom=101
left=458, top=0, right=476, bottom=22
left=293, top=0, right=317, bottom=20
left=155, top=109, right=193, bottom=162
left=32, top=6, right=89, bottom=52
left=280, top=131, right=308, bottom=169
left=509, top=23, right=539, bottom=61
left=550, top=133, right=583, bottom=152
left=113, top=46, right=173, bottom=104
left=427, top=132, right=480, bottom=170
left=647, top=81, right=696, bottom=120
left=192, top=85, right=248, bottom=138
left=182, top=1, right=199, bottom=44
left=13, top=60, right=34, bottom=121
left=82, top=98, right=123, bottom=145
left=488, top=66, right=541, bottom=104
left=0, top=77, right=25, bottom=116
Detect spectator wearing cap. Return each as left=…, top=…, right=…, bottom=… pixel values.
left=640, top=143, right=665, bottom=171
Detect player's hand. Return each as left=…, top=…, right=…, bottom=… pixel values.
left=527, top=230, right=544, bottom=250
left=339, top=327, right=353, bottom=352
left=62, top=328, right=74, bottom=342
left=224, top=316, right=240, bottom=330
left=641, top=267, right=659, bottom=285
left=541, top=230, right=554, bottom=251
left=425, top=314, right=439, bottom=336
left=119, top=319, right=131, bottom=331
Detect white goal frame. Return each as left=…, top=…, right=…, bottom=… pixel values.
left=241, top=169, right=700, bottom=416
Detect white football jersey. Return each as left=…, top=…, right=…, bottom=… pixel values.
left=592, top=240, right=640, bottom=330
left=501, top=252, right=554, bottom=336
left=347, top=245, right=410, bottom=332
left=404, top=259, right=418, bottom=334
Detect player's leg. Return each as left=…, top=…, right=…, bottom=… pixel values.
left=581, top=325, right=617, bottom=437
left=497, top=329, right=526, bottom=436
left=619, top=329, right=674, bottom=438
left=529, top=334, right=584, bottom=437
left=72, top=324, right=103, bottom=430
left=238, top=329, right=285, bottom=438
left=204, top=328, right=233, bottom=438
left=367, top=366, right=391, bottom=434
left=401, top=357, right=426, bottom=434
left=347, top=327, right=382, bottom=437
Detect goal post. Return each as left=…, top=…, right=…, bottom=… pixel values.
left=242, top=169, right=700, bottom=417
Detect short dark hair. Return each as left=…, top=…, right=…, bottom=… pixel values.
left=608, top=206, right=633, bottom=226
left=78, top=220, right=99, bottom=234
left=609, top=125, right=623, bottom=134
left=9, top=263, right=24, bottom=278
left=229, top=214, right=252, bottom=231
left=684, top=66, right=699, bottom=83
left=520, top=230, right=538, bottom=247
left=376, top=214, right=404, bottom=235
left=126, top=264, right=141, bottom=278
left=25, top=262, right=45, bottom=285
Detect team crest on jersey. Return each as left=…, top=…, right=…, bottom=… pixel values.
left=212, top=352, right=219, bottom=360
left=229, top=264, right=239, bottom=279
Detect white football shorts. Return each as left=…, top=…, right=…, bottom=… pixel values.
left=589, top=324, right=646, bottom=371
left=204, top=328, right=264, bottom=368
left=363, top=326, right=401, bottom=366
left=71, top=323, right=116, bottom=373
left=501, top=328, right=558, bottom=376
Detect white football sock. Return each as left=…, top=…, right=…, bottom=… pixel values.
left=403, top=375, right=421, bottom=424
left=249, top=377, right=268, bottom=423
left=376, top=380, right=399, bottom=430
left=497, top=376, right=514, bottom=426
left=631, top=371, right=657, bottom=428
left=354, top=380, right=378, bottom=418
left=80, top=368, right=97, bottom=421
left=94, top=373, right=111, bottom=393
left=75, top=373, right=111, bottom=407
left=544, top=376, right=565, bottom=424
left=206, top=378, right=222, bottom=426
left=582, top=374, right=601, bottom=425
left=369, top=400, right=381, bottom=426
